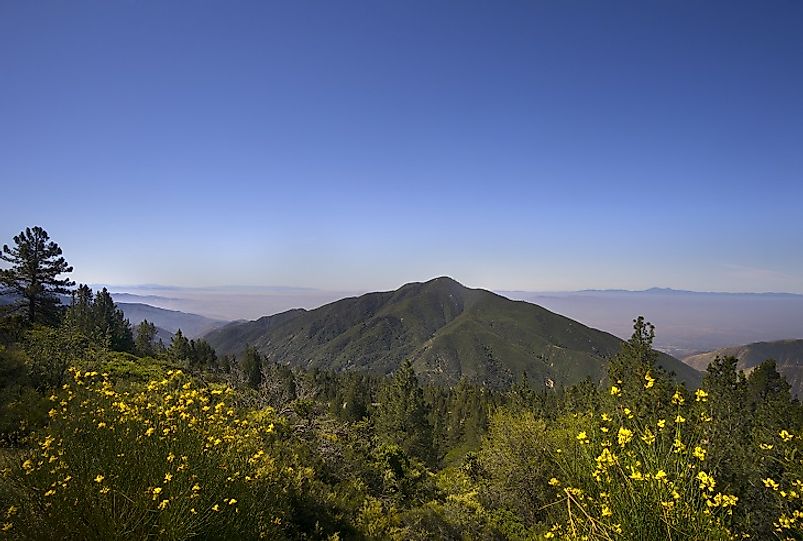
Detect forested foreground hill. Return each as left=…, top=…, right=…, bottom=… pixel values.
left=205, top=277, right=700, bottom=388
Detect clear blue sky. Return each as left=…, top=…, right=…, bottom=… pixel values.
left=1, top=1, right=802, bottom=292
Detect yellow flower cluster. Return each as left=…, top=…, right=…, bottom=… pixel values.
left=8, top=366, right=305, bottom=538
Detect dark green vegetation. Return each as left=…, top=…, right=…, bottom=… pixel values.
left=684, top=340, right=803, bottom=398
left=1, top=227, right=74, bottom=325
left=205, top=277, right=700, bottom=389
left=2, top=227, right=802, bottom=539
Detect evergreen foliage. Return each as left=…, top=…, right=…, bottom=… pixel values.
left=64, top=285, right=134, bottom=353
left=134, top=320, right=159, bottom=357
left=0, top=226, right=74, bottom=324
left=241, top=345, right=263, bottom=389
left=375, top=360, right=434, bottom=464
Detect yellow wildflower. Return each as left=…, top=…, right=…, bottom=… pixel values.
left=164, top=473, right=173, bottom=482
left=610, top=385, right=621, bottom=397
left=617, top=427, right=633, bottom=447
left=94, top=475, right=104, bottom=483
left=759, top=443, right=774, bottom=450
left=145, top=427, right=155, bottom=437
left=697, top=471, right=716, bottom=492
left=779, top=430, right=794, bottom=442
left=629, top=469, right=644, bottom=481
left=601, top=504, right=612, bottom=517
left=596, top=448, right=616, bottom=469
left=675, top=414, right=686, bottom=424
left=763, top=478, right=780, bottom=490
left=671, top=390, right=685, bottom=405
left=1, top=523, right=11, bottom=532
left=158, top=499, right=169, bottom=510
left=548, top=477, right=560, bottom=486
left=695, top=388, right=709, bottom=402
left=641, top=428, right=656, bottom=445
left=228, top=498, right=237, bottom=505
left=212, top=504, right=220, bottom=512
left=693, top=446, right=707, bottom=461
left=576, top=431, right=590, bottom=444
left=654, top=470, right=668, bottom=482
left=657, top=419, right=666, bottom=429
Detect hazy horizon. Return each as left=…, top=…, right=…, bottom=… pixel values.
left=96, top=279, right=803, bottom=357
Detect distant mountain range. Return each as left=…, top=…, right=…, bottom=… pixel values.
left=204, top=277, right=699, bottom=389
left=683, top=339, right=803, bottom=398
left=503, top=288, right=803, bottom=358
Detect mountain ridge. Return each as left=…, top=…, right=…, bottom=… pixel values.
left=683, top=339, right=803, bottom=398
left=204, top=277, right=699, bottom=389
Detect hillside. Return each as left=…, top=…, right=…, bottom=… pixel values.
left=205, top=277, right=699, bottom=388
left=116, top=302, right=226, bottom=338
left=683, top=339, right=803, bottom=398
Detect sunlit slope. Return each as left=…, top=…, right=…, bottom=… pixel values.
left=206, top=277, right=700, bottom=388
left=684, top=339, right=803, bottom=397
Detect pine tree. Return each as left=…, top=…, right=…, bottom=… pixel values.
left=241, top=346, right=263, bottom=389
left=608, top=316, right=658, bottom=385
left=134, top=320, right=158, bottom=357
left=63, top=285, right=134, bottom=352
left=65, top=284, right=95, bottom=332
left=375, top=360, right=434, bottom=464
left=1, top=226, right=74, bottom=324
left=191, top=339, right=218, bottom=370
left=168, top=330, right=192, bottom=363
left=92, top=288, right=135, bottom=352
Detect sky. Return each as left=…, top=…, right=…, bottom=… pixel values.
left=1, top=0, right=802, bottom=293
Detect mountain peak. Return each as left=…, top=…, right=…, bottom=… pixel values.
left=205, top=279, right=700, bottom=388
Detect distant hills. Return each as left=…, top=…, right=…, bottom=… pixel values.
left=683, top=339, right=803, bottom=398
left=116, top=302, right=227, bottom=339
left=204, top=277, right=699, bottom=389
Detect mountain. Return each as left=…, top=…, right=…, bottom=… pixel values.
left=683, top=339, right=803, bottom=398
left=205, top=277, right=699, bottom=389
left=117, top=302, right=227, bottom=339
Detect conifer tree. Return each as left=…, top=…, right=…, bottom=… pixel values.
left=241, top=345, right=263, bottom=389
left=1, top=226, right=74, bottom=324
left=168, top=329, right=192, bottom=363
left=191, top=339, right=218, bottom=370
left=92, top=288, right=135, bottom=352
left=63, top=285, right=134, bottom=352
left=375, top=360, right=434, bottom=464
left=134, top=320, right=158, bottom=357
